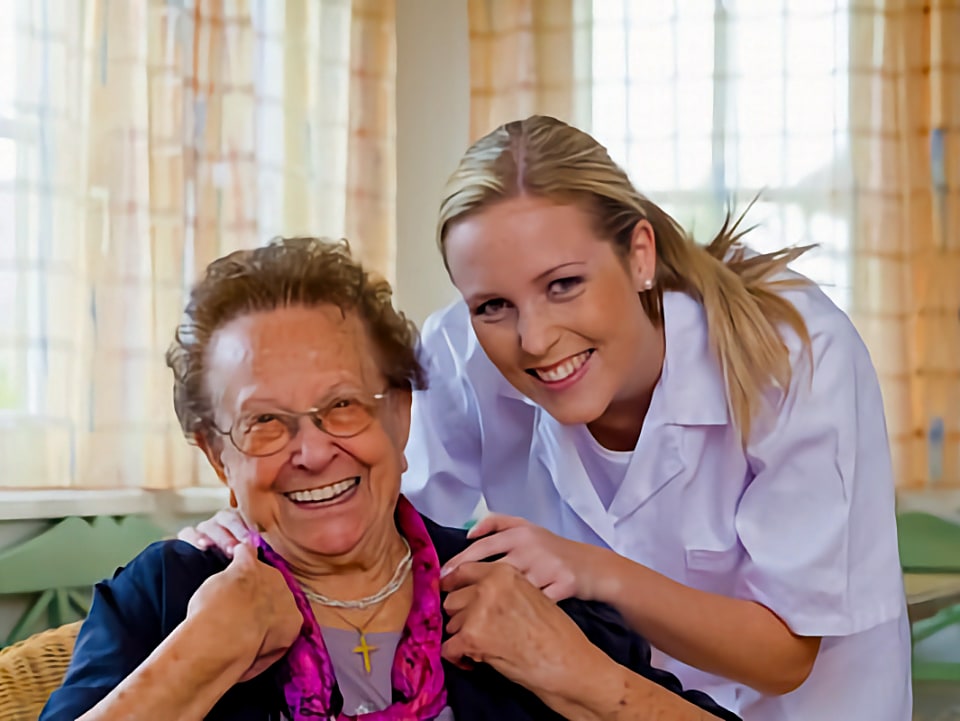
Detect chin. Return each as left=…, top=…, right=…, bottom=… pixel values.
left=300, top=534, right=364, bottom=558
left=285, top=521, right=367, bottom=558
left=539, top=395, right=609, bottom=427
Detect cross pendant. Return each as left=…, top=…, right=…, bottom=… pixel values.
left=353, top=633, right=378, bottom=674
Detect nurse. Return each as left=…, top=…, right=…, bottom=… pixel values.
left=183, top=115, right=911, bottom=720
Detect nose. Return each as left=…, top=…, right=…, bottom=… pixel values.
left=516, top=306, right=560, bottom=358
left=289, top=418, right=338, bottom=472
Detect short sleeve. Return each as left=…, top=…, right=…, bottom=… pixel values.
left=402, top=304, right=484, bottom=527
left=40, top=542, right=219, bottom=720
left=735, top=306, right=904, bottom=637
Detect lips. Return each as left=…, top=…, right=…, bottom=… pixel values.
left=284, top=477, right=360, bottom=504
left=529, top=350, right=593, bottom=383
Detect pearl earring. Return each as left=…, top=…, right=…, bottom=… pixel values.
left=643, top=278, right=654, bottom=291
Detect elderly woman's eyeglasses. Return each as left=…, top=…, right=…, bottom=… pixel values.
left=211, top=391, right=389, bottom=457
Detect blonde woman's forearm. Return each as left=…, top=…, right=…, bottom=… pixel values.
left=592, top=551, right=820, bottom=696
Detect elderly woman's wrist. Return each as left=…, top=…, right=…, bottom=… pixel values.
left=536, top=645, right=623, bottom=721
left=187, top=606, right=265, bottom=668
left=157, top=615, right=258, bottom=698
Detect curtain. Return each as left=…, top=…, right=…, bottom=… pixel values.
left=467, top=0, right=591, bottom=141
left=466, top=0, right=960, bottom=488
left=849, top=0, right=960, bottom=488
left=588, top=1, right=855, bottom=308
left=0, top=0, right=396, bottom=489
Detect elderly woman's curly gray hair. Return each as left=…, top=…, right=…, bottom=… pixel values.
left=166, top=237, right=426, bottom=441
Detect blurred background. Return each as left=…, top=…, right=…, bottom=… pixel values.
left=0, top=1, right=958, bottom=717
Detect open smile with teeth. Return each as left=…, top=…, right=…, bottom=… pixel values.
left=285, top=477, right=360, bottom=504
left=530, top=350, right=593, bottom=383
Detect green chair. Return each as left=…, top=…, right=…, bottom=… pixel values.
left=0, top=515, right=164, bottom=646
left=898, top=511, right=960, bottom=681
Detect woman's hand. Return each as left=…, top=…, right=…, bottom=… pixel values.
left=177, top=508, right=251, bottom=556
left=77, top=541, right=304, bottom=721
left=441, top=562, right=604, bottom=696
left=442, top=514, right=610, bottom=601
left=441, top=563, right=720, bottom=721
left=187, top=540, right=303, bottom=681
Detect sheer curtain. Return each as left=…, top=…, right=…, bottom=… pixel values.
left=470, top=0, right=960, bottom=487
left=0, top=0, right=396, bottom=489
left=590, top=0, right=854, bottom=309
left=849, top=0, right=960, bottom=488
left=467, top=0, right=592, bottom=140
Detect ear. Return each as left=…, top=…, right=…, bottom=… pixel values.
left=625, top=219, right=657, bottom=293
left=195, top=432, right=228, bottom=484
left=386, top=389, right=413, bottom=455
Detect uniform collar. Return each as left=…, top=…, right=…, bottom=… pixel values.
left=657, top=291, right=730, bottom=427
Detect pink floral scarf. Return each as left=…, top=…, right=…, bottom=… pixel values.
left=251, top=496, right=447, bottom=721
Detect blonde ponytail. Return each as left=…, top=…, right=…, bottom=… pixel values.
left=438, top=115, right=814, bottom=442
left=643, top=201, right=813, bottom=439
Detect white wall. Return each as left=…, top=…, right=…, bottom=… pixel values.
left=395, top=0, right=469, bottom=327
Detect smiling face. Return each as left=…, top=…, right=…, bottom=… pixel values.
left=199, top=304, right=411, bottom=564
left=444, top=195, right=664, bottom=437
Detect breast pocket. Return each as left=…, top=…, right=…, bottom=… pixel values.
left=684, top=546, right=742, bottom=595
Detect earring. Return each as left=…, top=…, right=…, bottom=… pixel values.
left=643, top=278, right=654, bottom=291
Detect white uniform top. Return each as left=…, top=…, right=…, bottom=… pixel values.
left=402, top=284, right=911, bottom=721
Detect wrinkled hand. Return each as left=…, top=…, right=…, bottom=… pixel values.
left=442, top=514, right=605, bottom=601
left=441, top=562, right=607, bottom=698
left=178, top=508, right=250, bottom=556
left=187, top=541, right=302, bottom=681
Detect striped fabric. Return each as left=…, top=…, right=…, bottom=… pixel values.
left=0, top=0, right=396, bottom=489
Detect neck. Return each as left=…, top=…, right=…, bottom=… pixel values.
left=588, top=320, right=665, bottom=451
left=270, top=526, right=410, bottom=604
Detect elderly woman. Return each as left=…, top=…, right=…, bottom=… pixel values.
left=40, top=238, right=737, bottom=721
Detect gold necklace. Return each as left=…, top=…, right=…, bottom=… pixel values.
left=323, top=599, right=392, bottom=674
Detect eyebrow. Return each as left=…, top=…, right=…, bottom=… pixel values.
left=236, top=382, right=362, bottom=412
left=464, top=262, right=588, bottom=307
left=534, top=261, right=586, bottom=282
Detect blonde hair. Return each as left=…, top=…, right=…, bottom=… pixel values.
left=437, top=115, right=812, bottom=442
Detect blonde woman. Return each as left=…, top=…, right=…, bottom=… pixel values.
left=183, top=117, right=910, bottom=720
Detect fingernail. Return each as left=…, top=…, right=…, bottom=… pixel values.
left=439, top=565, right=452, bottom=579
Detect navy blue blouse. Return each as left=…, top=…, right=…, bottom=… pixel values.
left=41, top=515, right=739, bottom=721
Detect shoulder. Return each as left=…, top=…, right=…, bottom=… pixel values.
left=772, top=278, right=883, bottom=415
left=784, top=281, right=862, bottom=347
left=420, top=514, right=470, bottom=565
left=117, top=539, right=229, bottom=584
left=101, top=540, right=229, bottom=623
left=419, top=301, right=519, bottom=401
left=421, top=299, right=474, bottom=349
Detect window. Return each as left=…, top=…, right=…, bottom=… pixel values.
left=0, top=0, right=23, bottom=412
left=0, top=0, right=395, bottom=489
left=590, top=0, right=853, bottom=309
